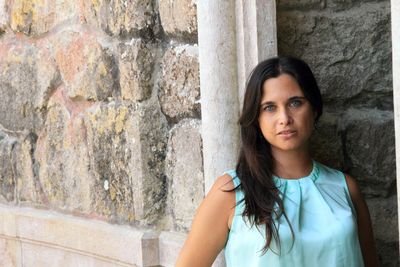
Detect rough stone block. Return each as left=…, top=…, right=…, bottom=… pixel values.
left=9, top=0, right=79, bottom=35
left=118, top=39, right=155, bottom=101
left=277, top=3, right=391, bottom=101
left=35, top=87, right=95, bottom=213
left=159, top=0, right=198, bottom=40
left=327, top=0, right=388, bottom=11
left=277, top=0, right=326, bottom=10
left=367, top=196, right=399, bottom=267
left=80, top=0, right=157, bottom=38
left=310, top=112, right=344, bottom=170
left=0, top=34, right=60, bottom=132
left=0, top=131, right=17, bottom=203
left=85, top=100, right=167, bottom=225
left=36, top=87, right=168, bottom=225
left=14, top=132, right=39, bottom=205
left=0, top=36, right=60, bottom=132
left=367, top=196, right=398, bottom=243
left=0, top=129, right=40, bottom=206
left=159, top=45, right=200, bottom=122
left=0, top=0, right=8, bottom=33
left=165, top=119, right=203, bottom=231
left=52, top=30, right=117, bottom=101
left=338, top=108, right=395, bottom=197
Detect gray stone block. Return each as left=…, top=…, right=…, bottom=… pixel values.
left=277, top=3, right=391, bottom=101
left=35, top=93, right=94, bottom=212
left=338, top=108, right=395, bottom=197
left=9, top=0, right=79, bottom=35
left=80, top=0, right=157, bottom=38
left=52, top=30, right=117, bottom=102
left=277, top=0, right=326, bottom=11
left=0, top=0, right=7, bottom=33
left=118, top=39, right=155, bottom=101
left=35, top=92, right=168, bottom=225
left=165, top=119, right=203, bottom=231
left=0, top=131, right=17, bottom=203
left=367, top=196, right=399, bottom=267
left=159, top=45, right=200, bottom=122
left=0, top=129, right=39, bottom=205
left=310, top=112, right=344, bottom=170
left=85, top=100, right=168, bottom=225
left=0, top=36, right=58, bottom=132
left=159, top=0, right=198, bottom=41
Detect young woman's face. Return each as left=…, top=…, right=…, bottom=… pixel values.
left=258, top=74, right=316, bottom=154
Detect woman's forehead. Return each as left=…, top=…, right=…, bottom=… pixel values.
left=261, top=74, right=304, bottom=101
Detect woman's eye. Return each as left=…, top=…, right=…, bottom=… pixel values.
left=289, top=100, right=302, bottom=108
left=263, top=105, right=276, bottom=112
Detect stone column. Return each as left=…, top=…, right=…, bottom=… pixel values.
left=390, top=0, right=400, bottom=246
left=235, top=0, right=278, bottom=107
left=197, top=1, right=241, bottom=194
left=198, top=1, right=278, bottom=195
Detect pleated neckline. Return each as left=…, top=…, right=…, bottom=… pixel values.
left=272, top=160, right=320, bottom=183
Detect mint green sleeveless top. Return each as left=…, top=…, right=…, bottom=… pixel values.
left=224, top=160, right=365, bottom=267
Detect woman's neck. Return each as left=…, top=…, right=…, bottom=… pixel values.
left=271, top=150, right=313, bottom=179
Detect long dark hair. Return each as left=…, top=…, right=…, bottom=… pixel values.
left=236, top=56, right=323, bottom=254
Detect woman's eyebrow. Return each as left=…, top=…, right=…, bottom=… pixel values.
left=260, top=96, right=306, bottom=107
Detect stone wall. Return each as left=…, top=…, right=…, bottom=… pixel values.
left=0, top=0, right=398, bottom=266
left=277, top=0, right=398, bottom=266
left=0, top=0, right=202, bottom=263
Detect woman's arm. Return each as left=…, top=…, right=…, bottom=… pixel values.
left=344, top=174, right=380, bottom=267
left=175, top=174, right=236, bottom=267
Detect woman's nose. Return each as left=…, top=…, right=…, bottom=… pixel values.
left=278, top=108, right=293, bottom=125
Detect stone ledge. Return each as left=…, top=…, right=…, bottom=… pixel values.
left=0, top=205, right=226, bottom=266
left=0, top=205, right=154, bottom=266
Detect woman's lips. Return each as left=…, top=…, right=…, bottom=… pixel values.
left=278, top=130, right=297, bottom=138
left=278, top=130, right=296, bottom=135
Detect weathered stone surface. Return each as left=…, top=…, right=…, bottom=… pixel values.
left=0, top=34, right=60, bottom=132
left=80, top=0, right=157, bottom=38
left=277, top=0, right=326, bottom=11
left=159, top=0, right=197, bottom=40
left=367, top=196, right=399, bottom=267
left=35, top=86, right=168, bottom=224
left=33, top=38, right=63, bottom=113
left=159, top=45, right=200, bottom=122
left=327, top=0, right=388, bottom=11
left=85, top=99, right=168, bottom=225
left=367, top=196, right=398, bottom=243
left=277, top=2, right=391, bottom=101
left=0, top=205, right=161, bottom=267
left=118, top=39, right=155, bottom=101
left=0, top=238, right=20, bottom=266
left=0, top=131, right=17, bottom=203
left=9, top=0, right=79, bottom=35
left=338, top=108, right=395, bottom=197
left=35, top=86, right=95, bottom=212
left=310, top=112, right=344, bottom=170
left=165, top=119, right=203, bottom=231
left=52, top=30, right=117, bottom=102
left=14, top=132, right=39, bottom=205
left=0, top=40, right=39, bottom=131
left=0, top=0, right=8, bottom=34
left=0, top=128, right=40, bottom=206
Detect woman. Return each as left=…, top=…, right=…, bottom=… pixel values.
left=176, top=56, right=379, bottom=267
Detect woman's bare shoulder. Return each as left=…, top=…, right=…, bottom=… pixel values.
left=209, top=173, right=237, bottom=193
